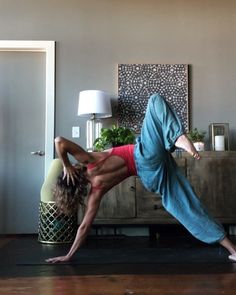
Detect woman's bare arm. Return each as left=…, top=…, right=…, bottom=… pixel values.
left=55, top=136, right=92, bottom=165
left=54, top=136, right=93, bottom=185
left=46, top=190, right=102, bottom=263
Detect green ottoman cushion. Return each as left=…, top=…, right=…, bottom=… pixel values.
left=40, top=159, right=63, bottom=202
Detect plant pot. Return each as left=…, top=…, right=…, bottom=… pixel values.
left=193, top=142, right=205, bottom=152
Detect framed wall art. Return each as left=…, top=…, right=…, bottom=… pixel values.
left=118, top=64, right=189, bottom=133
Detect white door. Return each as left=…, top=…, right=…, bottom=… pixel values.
left=0, top=49, right=52, bottom=234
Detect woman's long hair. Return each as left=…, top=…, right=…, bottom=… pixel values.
left=54, top=164, right=88, bottom=216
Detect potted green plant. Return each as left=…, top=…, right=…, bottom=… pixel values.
left=187, top=128, right=206, bottom=151
left=93, top=125, right=135, bottom=151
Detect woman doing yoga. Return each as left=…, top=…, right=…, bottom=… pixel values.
left=46, top=93, right=236, bottom=263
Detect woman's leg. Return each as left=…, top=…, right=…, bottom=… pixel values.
left=136, top=93, right=199, bottom=159
left=175, top=134, right=200, bottom=159
left=134, top=93, right=185, bottom=192
left=134, top=93, right=199, bottom=192
left=161, top=157, right=227, bottom=245
left=220, top=237, right=236, bottom=255
left=135, top=93, right=236, bottom=258
left=139, top=93, right=185, bottom=155
left=162, top=157, right=236, bottom=259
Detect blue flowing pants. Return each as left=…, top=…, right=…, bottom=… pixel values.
left=134, top=93, right=226, bottom=244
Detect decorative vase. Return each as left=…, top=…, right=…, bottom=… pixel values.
left=193, top=142, right=205, bottom=152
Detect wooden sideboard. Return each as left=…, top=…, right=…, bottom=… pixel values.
left=79, top=152, right=236, bottom=226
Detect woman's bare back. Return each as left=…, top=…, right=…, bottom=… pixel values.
left=85, top=151, right=129, bottom=193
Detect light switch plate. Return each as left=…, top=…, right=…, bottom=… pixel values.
left=72, top=126, right=80, bottom=138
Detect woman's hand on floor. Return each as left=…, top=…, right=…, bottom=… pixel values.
left=46, top=255, right=71, bottom=264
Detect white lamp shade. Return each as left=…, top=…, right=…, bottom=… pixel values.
left=78, top=90, right=112, bottom=118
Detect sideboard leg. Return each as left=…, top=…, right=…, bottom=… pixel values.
left=149, top=226, right=158, bottom=241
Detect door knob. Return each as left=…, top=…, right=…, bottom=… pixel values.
left=31, top=151, right=45, bottom=156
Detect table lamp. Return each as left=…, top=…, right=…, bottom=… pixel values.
left=78, top=90, right=112, bottom=151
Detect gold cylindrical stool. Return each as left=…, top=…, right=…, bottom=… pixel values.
left=38, top=201, right=77, bottom=244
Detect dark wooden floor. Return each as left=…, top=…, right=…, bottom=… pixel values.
left=0, top=234, right=236, bottom=295
left=1, top=273, right=236, bottom=295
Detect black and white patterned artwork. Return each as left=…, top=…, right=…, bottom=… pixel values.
left=118, top=64, right=189, bottom=133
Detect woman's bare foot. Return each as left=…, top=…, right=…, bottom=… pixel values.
left=220, top=237, right=236, bottom=255
left=229, top=254, right=236, bottom=262
left=219, top=236, right=236, bottom=261
left=175, top=134, right=200, bottom=160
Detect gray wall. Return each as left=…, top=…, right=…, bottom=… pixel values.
left=1, top=0, right=236, bottom=149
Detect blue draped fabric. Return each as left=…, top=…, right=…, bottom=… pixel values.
left=134, top=93, right=225, bottom=244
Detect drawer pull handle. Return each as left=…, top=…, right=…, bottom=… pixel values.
left=130, top=186, right=135, bottom=191
left=153, top=204, right=163, bottom=210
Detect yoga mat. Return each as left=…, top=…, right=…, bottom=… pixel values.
left=0, top=236, right=236, bottom=277
left=0, top=237, right=229, bottom=266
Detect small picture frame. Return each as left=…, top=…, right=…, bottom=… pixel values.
left=209, top=123, right=230, bottom=151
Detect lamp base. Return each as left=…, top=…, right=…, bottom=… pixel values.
left=86, top=118, right=102, bottom=151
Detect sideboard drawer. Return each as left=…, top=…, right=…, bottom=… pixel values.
left=136, top=178, right=174, bottom=220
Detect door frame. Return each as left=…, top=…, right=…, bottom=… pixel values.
left=0, top=40, right=55, bottom=176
